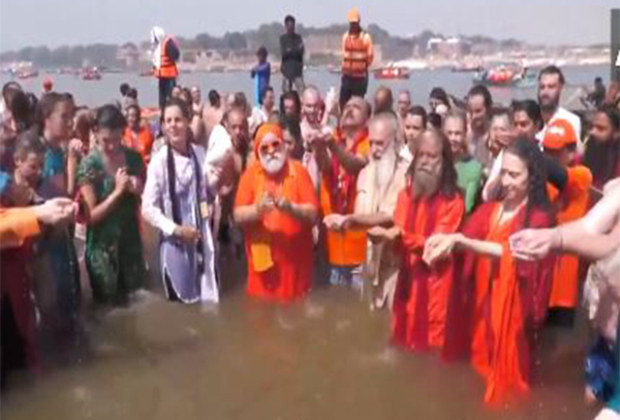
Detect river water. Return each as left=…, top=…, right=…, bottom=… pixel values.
left=1, top=64, right=610, bottom=109
left=1, top=222, right=599, bottom=420
left=0, top=65, right=608, bottom=420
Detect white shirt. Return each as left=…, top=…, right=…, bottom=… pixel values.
left=142, top=144, right=208, bottom=237
left=537, top=107, right=583, bottom=152
left=204, top=124, right=234, bottom=190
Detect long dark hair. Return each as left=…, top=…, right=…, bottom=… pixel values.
left=583, top=106, right=620, bottom=187
left=163, top=98, right=196, bottom=225
left=504, top=136, right=552, bottom=227
left=408, top=129, right=460, bottom=198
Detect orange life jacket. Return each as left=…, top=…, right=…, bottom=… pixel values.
left=155, top=36, right=179, bottom=79
left=341, top=31, right=374, bottom=78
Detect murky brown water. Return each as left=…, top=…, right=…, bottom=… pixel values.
left=1, top=226, right=599, bottom=420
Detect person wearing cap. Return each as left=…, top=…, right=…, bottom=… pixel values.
left=42, top=77, right=53, bottom=94
left=234, top=123, right=318, bottom=302
left=543, top=119, right=593, bottom=325
left=340, top=7, right=374, bottom=109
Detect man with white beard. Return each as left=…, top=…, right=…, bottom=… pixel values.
left=324, top=113, right=408, bottom=308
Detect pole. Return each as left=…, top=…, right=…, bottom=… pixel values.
left=612, top=9, right=620, bottom=83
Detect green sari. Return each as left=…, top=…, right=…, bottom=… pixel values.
left=76, top=146, right=146, bottom=304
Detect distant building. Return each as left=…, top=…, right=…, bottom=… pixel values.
left=117, top=43, right=140, bottom=68
left=427, top=37, right=471, bottom=58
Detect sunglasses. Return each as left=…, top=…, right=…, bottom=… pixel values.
left=259, top=140, right=283, bottom=154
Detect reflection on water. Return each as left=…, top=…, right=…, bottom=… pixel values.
left=2, top=229, right=598, bottom=420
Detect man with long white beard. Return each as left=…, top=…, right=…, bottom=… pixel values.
left=370, top=129, right=465, bottom=351
left=324, top=113, right=407, bottom=309
left=234, top=123, right=318, bottom=301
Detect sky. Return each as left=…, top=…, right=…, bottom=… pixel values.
left=0, top=0, right=617, bottom=52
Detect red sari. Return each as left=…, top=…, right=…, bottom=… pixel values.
left=392, top=188, right=465, bottom=351
left=443, top=202, right=555, bottom=405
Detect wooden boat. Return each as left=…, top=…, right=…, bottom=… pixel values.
left=374, top=66, right=410, bottom=80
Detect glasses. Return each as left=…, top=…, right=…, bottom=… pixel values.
left=259, top=140, right=283, bottom=154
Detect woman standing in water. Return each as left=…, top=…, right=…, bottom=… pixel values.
left=142, top=98, right=218, bottom=304
left=77, top=105, right=146, bottom=305
left=424, top=137, right=556, bottom=405
left=32, top=92, right=81, bottom=333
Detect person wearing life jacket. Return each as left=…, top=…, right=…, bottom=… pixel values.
left=151, top=26, right=180, bottom=114
left=340, top=7, right=374, bottom=110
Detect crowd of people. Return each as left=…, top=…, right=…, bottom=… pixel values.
left=1, top=9, right=620, bottom=419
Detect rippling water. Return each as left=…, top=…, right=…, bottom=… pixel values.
left=1, top=223, right=599, bottom=420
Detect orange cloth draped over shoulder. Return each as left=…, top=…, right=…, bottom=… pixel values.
left=0, top=208, right=41, bottom=250
left=319, top=129, right=370, bottom=267
left=444, top=202, right=555, bottom=405
left=391, top=185, right=465, bottom=352
left=235, top=124, right=318, bottom=301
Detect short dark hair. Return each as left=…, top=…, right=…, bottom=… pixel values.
left=538, top=65, right=565, bottom=85
left=429, top=87, right=449, bottom=106
left=467, top=85, right=493, bottom=110
left=257, top=46, right=268, bottom=57
left=34, top=92, right=74, bottom=135
left=95, top=104, right=127, bottom=130
left=284, top=15, right=296, bottom=25
left=164, top=97, right=192, bottom=121
left=427, top=112, right=443, bottom=130
left=280, top=91, right=301, bottom=116
left=127, top=88, right=138, bottom=100
left=120, top=83, right=131, bottom=96
left=208, top=89, right=221, bottom=107
left=511, top=99, right=543, bottom=130
left=406, top=105, right=428, bottom=128
left=262, top=86, right=274, bottom=102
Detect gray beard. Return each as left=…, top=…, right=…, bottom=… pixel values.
left=412, top=170, right=440, bottom=199
left=374, top=150, right=397, bottom=193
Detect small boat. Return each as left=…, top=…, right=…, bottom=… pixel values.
left=81, top=67, right=102, bottom=81
left=452, top=62, right=483, bottom=73
left=473, top=64, right=534, bottom=88
left=17, top=69, right=39, bottom=79
left=374, top=66, right=410, bottom=80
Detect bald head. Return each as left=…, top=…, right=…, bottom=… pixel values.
left=369, top=112, right=398, bottom=160
left=374, top=86, right=394, bottom=114
left=302, top=85, right=322, bottom=124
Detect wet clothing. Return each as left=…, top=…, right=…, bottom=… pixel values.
left=235, top=161, right=317, bottom=301
left=320, top=129, right=370, bottom=268
left=142, top=144, right=218, bottom=304
left=444, top=202, right=555, bottom=404
left=392, top=187, right=465, bottom=351
left=76, top=147, right=146, bottom=303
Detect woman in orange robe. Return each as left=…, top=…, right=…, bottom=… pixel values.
left=426, top=137, right=556, bottom=405
left=234, top=124, right=318, bottom=301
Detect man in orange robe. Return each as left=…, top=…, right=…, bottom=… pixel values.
left=234, top=124, right=318, bottom=301
left=370, top=130, right=465, bottom=351
left=543, top=119, right=592, bottom=324
left=317, top=97, right=371, bottom=287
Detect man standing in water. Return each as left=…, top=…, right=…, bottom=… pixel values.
left=372, top=130, right=464, bottom=351
left=280, top=15, right=305, bottom=94
left=319, top=97, right=371, bottom=288
left=326, top=113, right=408, bottom=309
left=234, top=124, right=318, bottom=301
left=340, top=8, right=374, bottom=109
left=151, top=27, right=180, bottom=114
left=537, top=66, right=582, bottom=152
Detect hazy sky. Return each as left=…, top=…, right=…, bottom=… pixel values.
left=0, top=0, right=617, bottom=52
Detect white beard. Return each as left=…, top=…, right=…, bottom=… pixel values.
left=260, top=152, right=286, bottom=175
left=374, top=149, right=397, bottom=193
